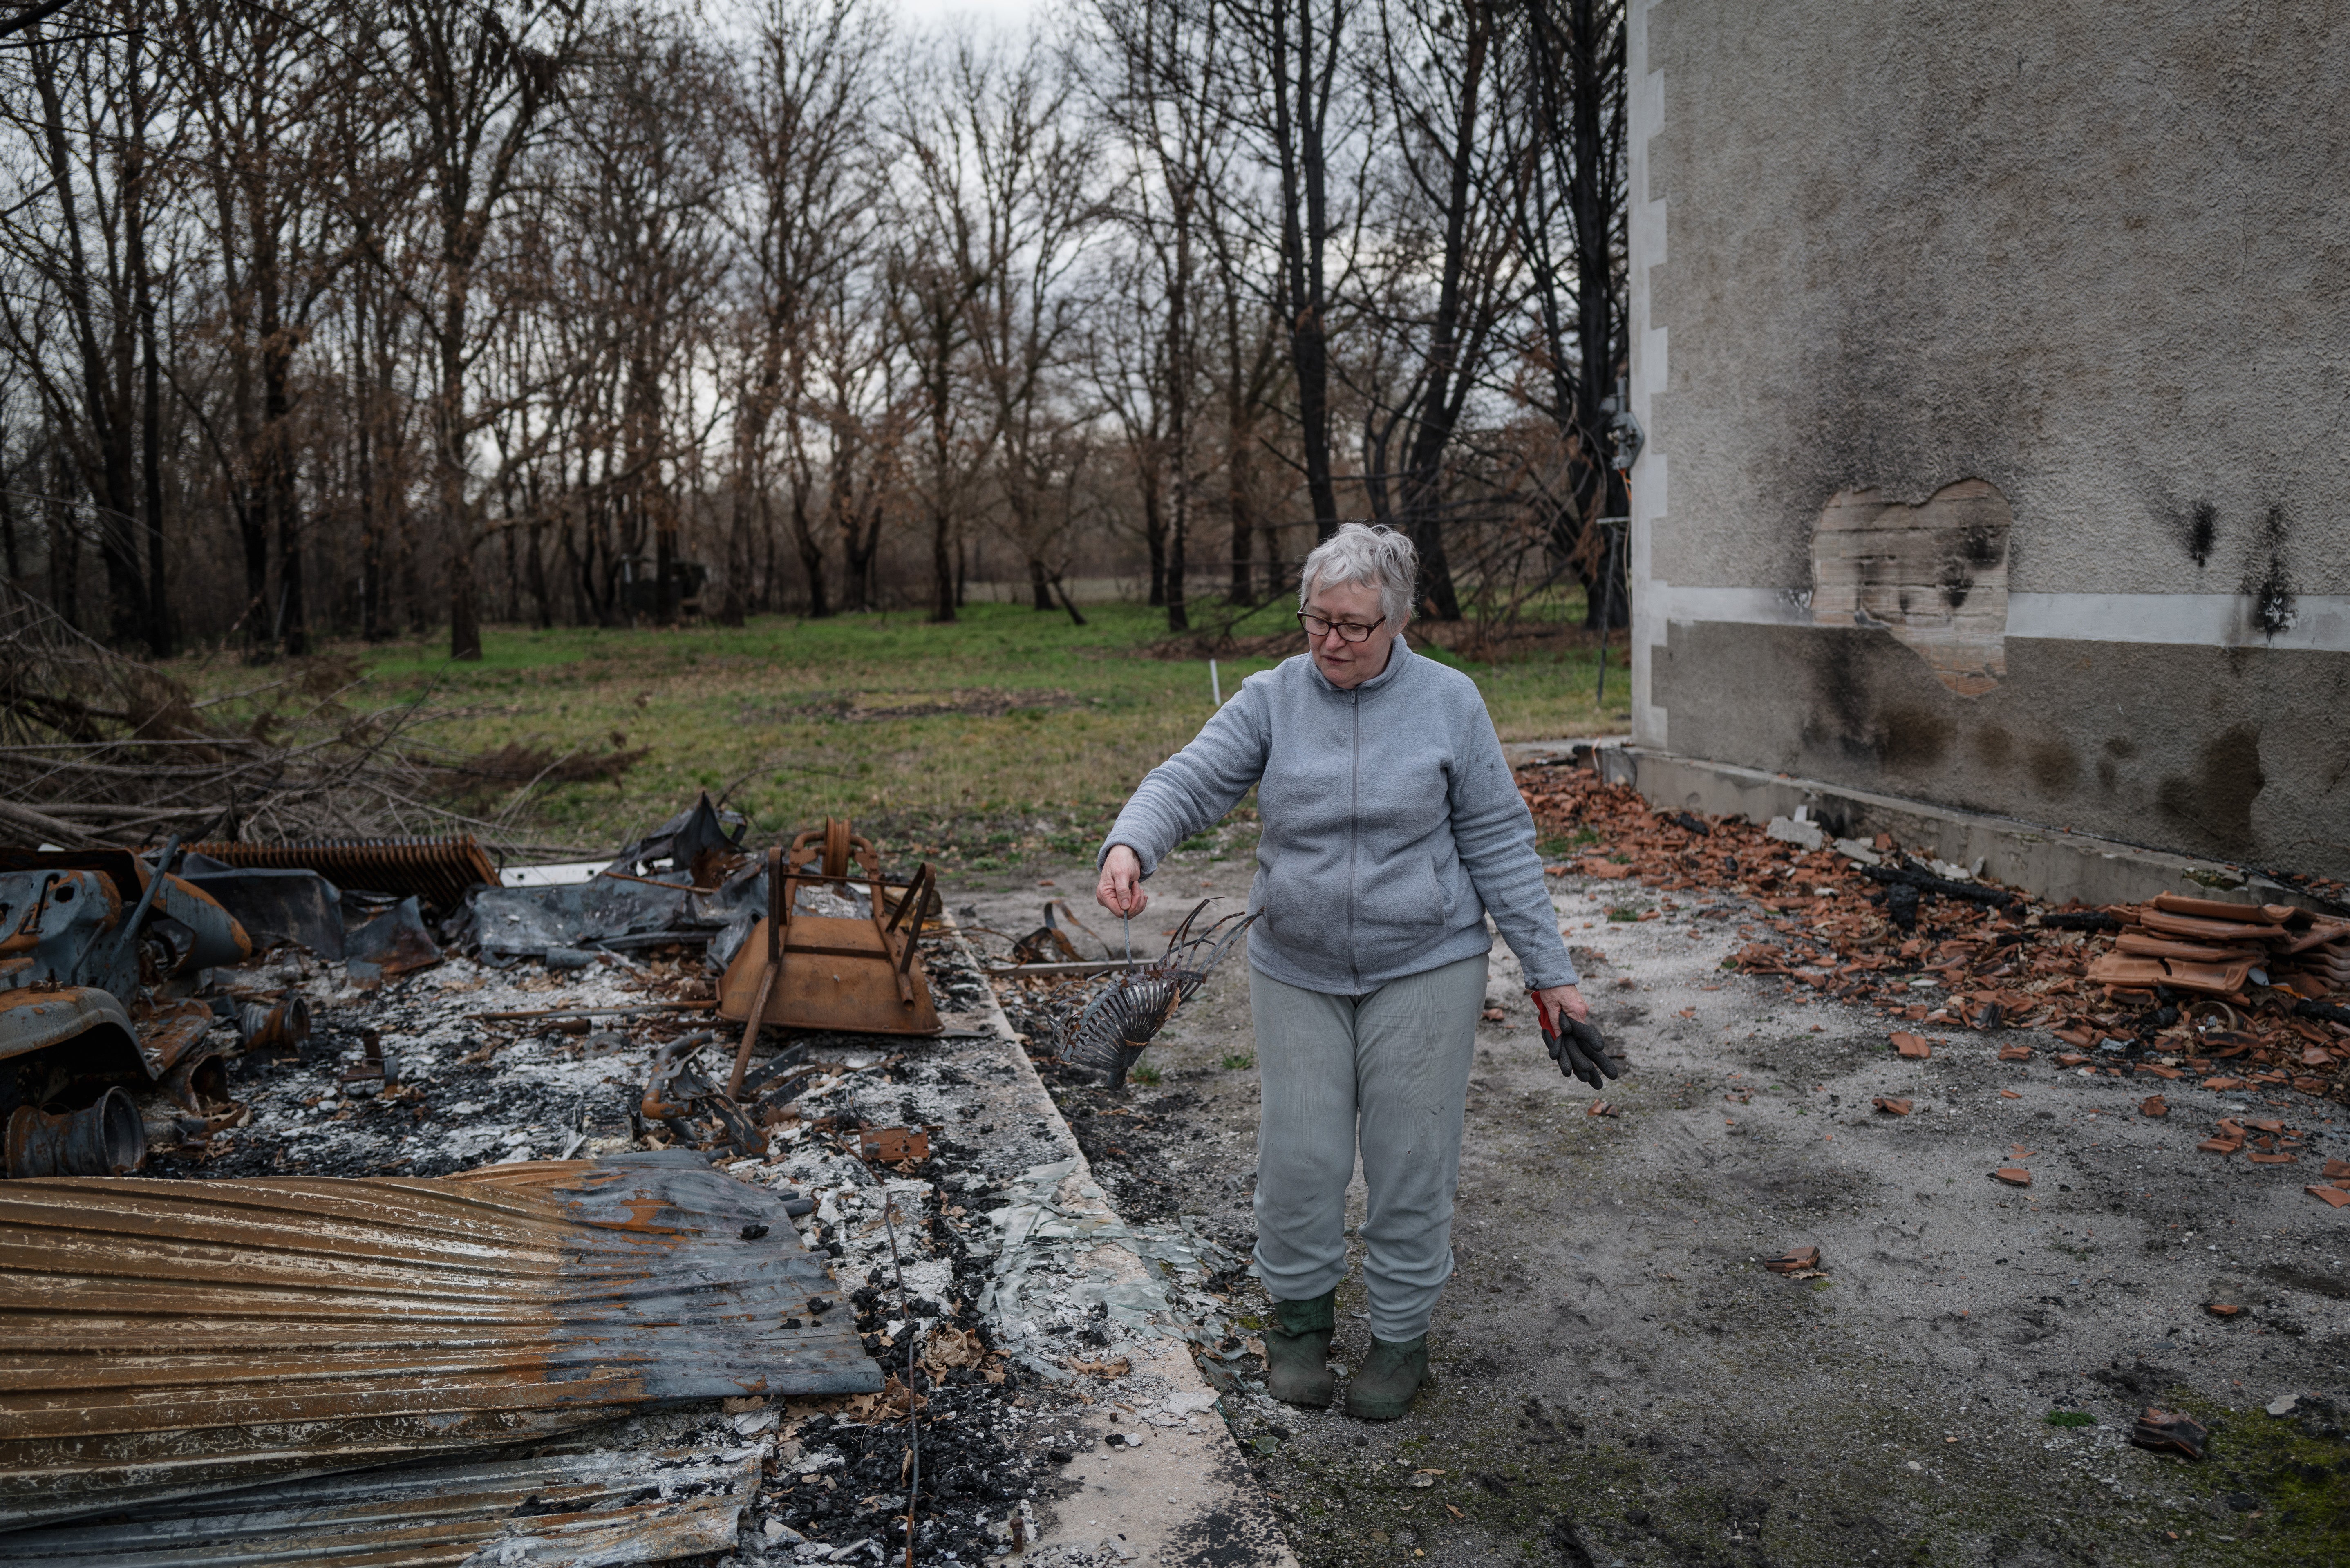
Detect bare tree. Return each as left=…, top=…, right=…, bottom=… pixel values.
left=0, top=0, right=1622, bottom=648
left=959, top=38, right=1096, bottom=621
left=559, top=6, right=729, bottom=624
left=1355, top=0, right=1527, bottom=620
left=1515, top=0, right=1627, bottom=625
left=1091, top=0, right=1249, bottom=629
left=1224, top=0, right=1361, bottom=541
left=724, top=0, right=885, bottom=621
left=0, top=4, right=175, bottom=651
left=371, top=0, right=588, bottom=660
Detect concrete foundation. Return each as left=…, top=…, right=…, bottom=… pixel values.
left=1585, top=743, right=2323, bottom=913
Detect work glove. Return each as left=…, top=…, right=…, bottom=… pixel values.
left=1531, top=988, right=1621, bottom=1091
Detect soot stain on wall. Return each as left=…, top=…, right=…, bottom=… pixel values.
left=2155, top=724, right=2266, bottom=857
left=2027, top=740, right=2079, bottom=797
left=2184, top=501, right=2217, bottom=569
left=1877, top=707, right=1954, bottom=771
left=1805, top=635, right=1878, bottom=768
left=2240, top=505, right=2297, bottom=638
left=2095, top=732, right=2139, bottom=793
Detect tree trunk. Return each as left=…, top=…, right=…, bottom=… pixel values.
left=0, top=444, right=21, bottom=583
left=1391, top=4, right=1491, bottom=624
left=528, top=521, right=553, bottom=628
left=441, top=349, right=479, bottom=653
left=1226, top=448, right=1254, bottom=603
left=929, top=501, right=956, bottom=622
left=1140, top=452, right=1166, bottom=607
left=1269, top=0, right=1341, bottom=537
left=135, top=198, right=169, bottom=658
left=781, top=418, right=829, bottom=617
left=34, top=36, right=144, bottom=646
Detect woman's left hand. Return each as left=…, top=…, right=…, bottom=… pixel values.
left=1532, top=983, right=1588, bottom=1026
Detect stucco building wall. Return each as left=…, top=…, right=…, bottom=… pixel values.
left=1624, top=0, right=2350, bottom=877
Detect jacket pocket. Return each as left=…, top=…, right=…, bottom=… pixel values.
left=1431, top=846, right=1461, bottom=923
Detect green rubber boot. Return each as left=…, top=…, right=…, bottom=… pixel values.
left=1262, top=1289, right=1336, bottom=1408
left=1343, top=1334, right=1428, bottom=1421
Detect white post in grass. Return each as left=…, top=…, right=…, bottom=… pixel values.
left=1209, top=659, right=1222, bottom=705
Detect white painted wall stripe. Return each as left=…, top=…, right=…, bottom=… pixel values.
left=2005, top=593, right=2350, bottom=651
left=1645, top=584, right=2350, bottom=652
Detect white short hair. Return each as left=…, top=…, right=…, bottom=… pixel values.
left=1297, top=522, right=1418, bottom=627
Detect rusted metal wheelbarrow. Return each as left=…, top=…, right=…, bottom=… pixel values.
left=714, top=819, right=940, bottom=1095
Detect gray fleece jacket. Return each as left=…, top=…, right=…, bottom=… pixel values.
left=1101, top=638, right=1577, bottom=995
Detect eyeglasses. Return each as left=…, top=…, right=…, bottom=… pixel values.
left=1296, top=611, right=1385, bottom=643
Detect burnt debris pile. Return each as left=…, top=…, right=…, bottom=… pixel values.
left=1519, top=762, right=2350, bottom=1109
left=0, top=796, right=1158, bottom=1566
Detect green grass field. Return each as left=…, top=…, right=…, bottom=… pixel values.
left=216, top=601, right=1631, bottom=868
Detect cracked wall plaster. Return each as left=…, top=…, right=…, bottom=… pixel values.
left=1811, top=479, right=2011, bottom=697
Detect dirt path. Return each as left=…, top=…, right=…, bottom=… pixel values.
left=952, top=842, right=2350, bottom=1568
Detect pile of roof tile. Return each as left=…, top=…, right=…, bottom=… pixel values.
left=2084, top=894, right=2350, bottom=1000
left=1515, top=763, right=2350, bottom=1108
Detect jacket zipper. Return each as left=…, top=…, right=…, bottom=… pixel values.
left=1347, top=685, right=1360, bottom=992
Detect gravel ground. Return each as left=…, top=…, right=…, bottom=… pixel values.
left=951, top=830, right=2350, bottom=1568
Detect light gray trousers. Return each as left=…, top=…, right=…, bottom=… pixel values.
left=1249, top=951, right=1487, bottom=1342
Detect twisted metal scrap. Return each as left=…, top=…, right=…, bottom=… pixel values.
left=1063, top=901, right=1256, bottom=1087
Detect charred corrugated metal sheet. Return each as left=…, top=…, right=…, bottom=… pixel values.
left=0, top=1151, right=878, bottom=1531
left=0, top=1436, right=763, bottom=1566
left=184, top=837, right=500, bottom=915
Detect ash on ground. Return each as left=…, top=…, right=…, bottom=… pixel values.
left=144, top=926, right=1256, bottom=1568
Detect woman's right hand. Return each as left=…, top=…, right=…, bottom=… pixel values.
left=1097, top=844, right=1148, bottom=917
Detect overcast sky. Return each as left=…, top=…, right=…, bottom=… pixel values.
left=891, top=0, right=1040, bottom=32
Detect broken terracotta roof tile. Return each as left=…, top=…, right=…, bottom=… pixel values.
left=1891, top=1032, right=1931, bottom=1059
left=1762, top=1246, right=1821, bottom=1274
left=2247, top=1152, right=2297, bottom=1165
left=1992, top=1168, right=2032, bottom=1187
left=1872, top=1097, right=1912, bottom=1116
left=2151, top=893, right=2288, bottom=924
left=2137, top=908, right=2285, bottom=946
left=1999, top=1089, right=2022, bottom=1099
left=2116, top=933, right=2267, bottom=963
left=2197, top=1137, right=2243, bottom=1155
left=2139, top=1096, right=2168, bottom=1118
left=2202, top=1303, right=2243, bottom=1318
left=2304, top=1184, right=2350, bottom=1208
left=2323, top=1158, right=2350, bottom=1181
left=1997, top=1044, right=2033, bottom=1062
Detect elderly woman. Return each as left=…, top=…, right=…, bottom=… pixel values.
left=1095, top=523, right=1598, bottom=1420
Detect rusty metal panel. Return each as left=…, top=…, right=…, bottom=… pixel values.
left=184, top=838, right=500, bottom=915
left=856, top=1126, right=931, bottom=1163
left=0, top=989, right=137, bottom=1066
left=0, top=1150, right=879, bottom=1532
left=0, top=1438, right=761, bottom=1566
left=716, top=916, right=942, bottom=1037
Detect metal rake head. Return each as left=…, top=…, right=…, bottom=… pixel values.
left=1059, top=900, right=1256, bottom=1087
